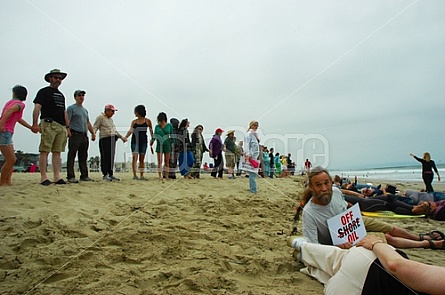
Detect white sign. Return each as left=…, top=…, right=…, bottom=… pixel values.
left=326, top=203, right=367, bottom=246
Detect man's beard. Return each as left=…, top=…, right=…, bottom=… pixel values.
left=315, top=192, right=332, bottom=205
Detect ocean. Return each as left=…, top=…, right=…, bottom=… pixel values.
left=332, top=164, right=445, bottom=183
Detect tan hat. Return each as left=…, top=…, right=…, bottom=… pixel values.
left=44, top=69, right=67, bottom=82
left=227, top=130, right=235, bottom=135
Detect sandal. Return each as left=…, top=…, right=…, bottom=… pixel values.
left=55, top=179, right=67, bottom=185
left=40, top=179, right=52, bottom=186
left=419, top=230, right=445, bottom=241
left=426, top=239, right=445, bottom=250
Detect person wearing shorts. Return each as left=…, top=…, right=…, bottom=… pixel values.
left=123, top=105, right=153, bottom=180
left=0, top=85, right=33, bottom=186
left=32, top=69, right=70, bottom=186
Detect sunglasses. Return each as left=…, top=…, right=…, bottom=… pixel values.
left=52, top=75, right=64, bottom=80
left=77, top=94, right=85, bottom=97
left=107, top=109, right=115, bottom=113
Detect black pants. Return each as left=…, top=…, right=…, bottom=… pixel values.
left=423, top=172, right=434, bottom=192
left=99, top=136, right=117, bottom=177
left=67, top=131, right=89, bottom=179
left=211, top=152, right=224, bottom=178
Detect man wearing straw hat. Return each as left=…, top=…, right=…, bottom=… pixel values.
left=32, top=69, right=70, bottom=186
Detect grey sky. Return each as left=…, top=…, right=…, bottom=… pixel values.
left=1, top=0, right=444, bottom=170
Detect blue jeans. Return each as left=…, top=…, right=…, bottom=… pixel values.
left=249, top=172, right=257, bottom=193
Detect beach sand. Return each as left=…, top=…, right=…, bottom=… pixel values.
left=1, top=172, right=444, bottom=294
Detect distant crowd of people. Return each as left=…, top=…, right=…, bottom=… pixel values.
left=0, top=68, right=320, bottom=188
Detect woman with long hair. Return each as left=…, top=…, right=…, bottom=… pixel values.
left=124, top=105, right=153, bottom=180
left=152, top=112, right=173, bottom=180
left=410, top=152, right=441, bottom=192
left=244, top=120, right=260, bottom=193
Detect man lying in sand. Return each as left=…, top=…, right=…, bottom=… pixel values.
left=301, top=166, right=445, bottom=250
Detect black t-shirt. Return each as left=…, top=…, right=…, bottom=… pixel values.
left=269, top=152, right=274, bottom=165
left=33, top=86, right=66, bottom=125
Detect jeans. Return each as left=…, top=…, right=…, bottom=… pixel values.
left=269, top=163, right=274, bottom=178
left=249, top=172, right=257, bottom=193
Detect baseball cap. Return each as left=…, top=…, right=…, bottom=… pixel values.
left=74, top=90, right=86, bottom=97
left=105, top=104, right=118, bottom=111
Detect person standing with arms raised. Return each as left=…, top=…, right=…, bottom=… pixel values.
left=32, top=69, right=70, bottom=186
left=410, top=152, right=441, bottom=192
left=66, top=90, right=96, bottom=183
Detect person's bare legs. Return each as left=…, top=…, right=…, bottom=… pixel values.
left=157, top=153, right=163, bottom=180
left=164, top=153, right=170, bottom=180
left=132, top=154, right=138, bottom=178
left=0, top=145, right=15, bottom=186
left=228, top=167, right=233, bottom=175
left=385, top=234, right=445, bottom=249
left=52, top=152, right=62, bottom=181
left=139, top=154, right=145, bottom=178
left=388, top=226, right=423, bottom=241
left=39, top=151, right=49, bottom=182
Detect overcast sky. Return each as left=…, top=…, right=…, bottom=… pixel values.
left=1, top=0, right=444, bottom=170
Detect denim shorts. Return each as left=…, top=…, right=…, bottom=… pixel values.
left=0, top=131, right=13, bottom=145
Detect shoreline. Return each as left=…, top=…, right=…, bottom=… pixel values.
left=1, top=172, right=444, bottom=294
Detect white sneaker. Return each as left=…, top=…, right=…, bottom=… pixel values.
left=103, top=175, right=112, bottom=181
left=287, top=236, right=308, bottom=250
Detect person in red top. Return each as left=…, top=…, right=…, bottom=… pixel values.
left=0, top=85, right=33, bottom=186
left=304, top=158, right=312, bottom=173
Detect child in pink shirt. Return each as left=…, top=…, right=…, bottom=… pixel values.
left=0, top=85, right=33, bottom=185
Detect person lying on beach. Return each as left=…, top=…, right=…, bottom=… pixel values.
left=302, top=166, right=445, bottom=250
left=287, top=234, right=445, bottom=295
left=341, top=184, right=388, bottom=198
left=396, top=190, right=445, bottom=205
left=344, top=194, right=430, bottom=215
left=345, top=189, right=445, bottom=221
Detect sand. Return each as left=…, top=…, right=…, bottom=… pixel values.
left=1, top=172, right=444, bottom=295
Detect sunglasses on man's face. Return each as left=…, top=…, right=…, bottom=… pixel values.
left=52, top=75, right=64, bottom=80
left=107, top=109, right=115, bottom=113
